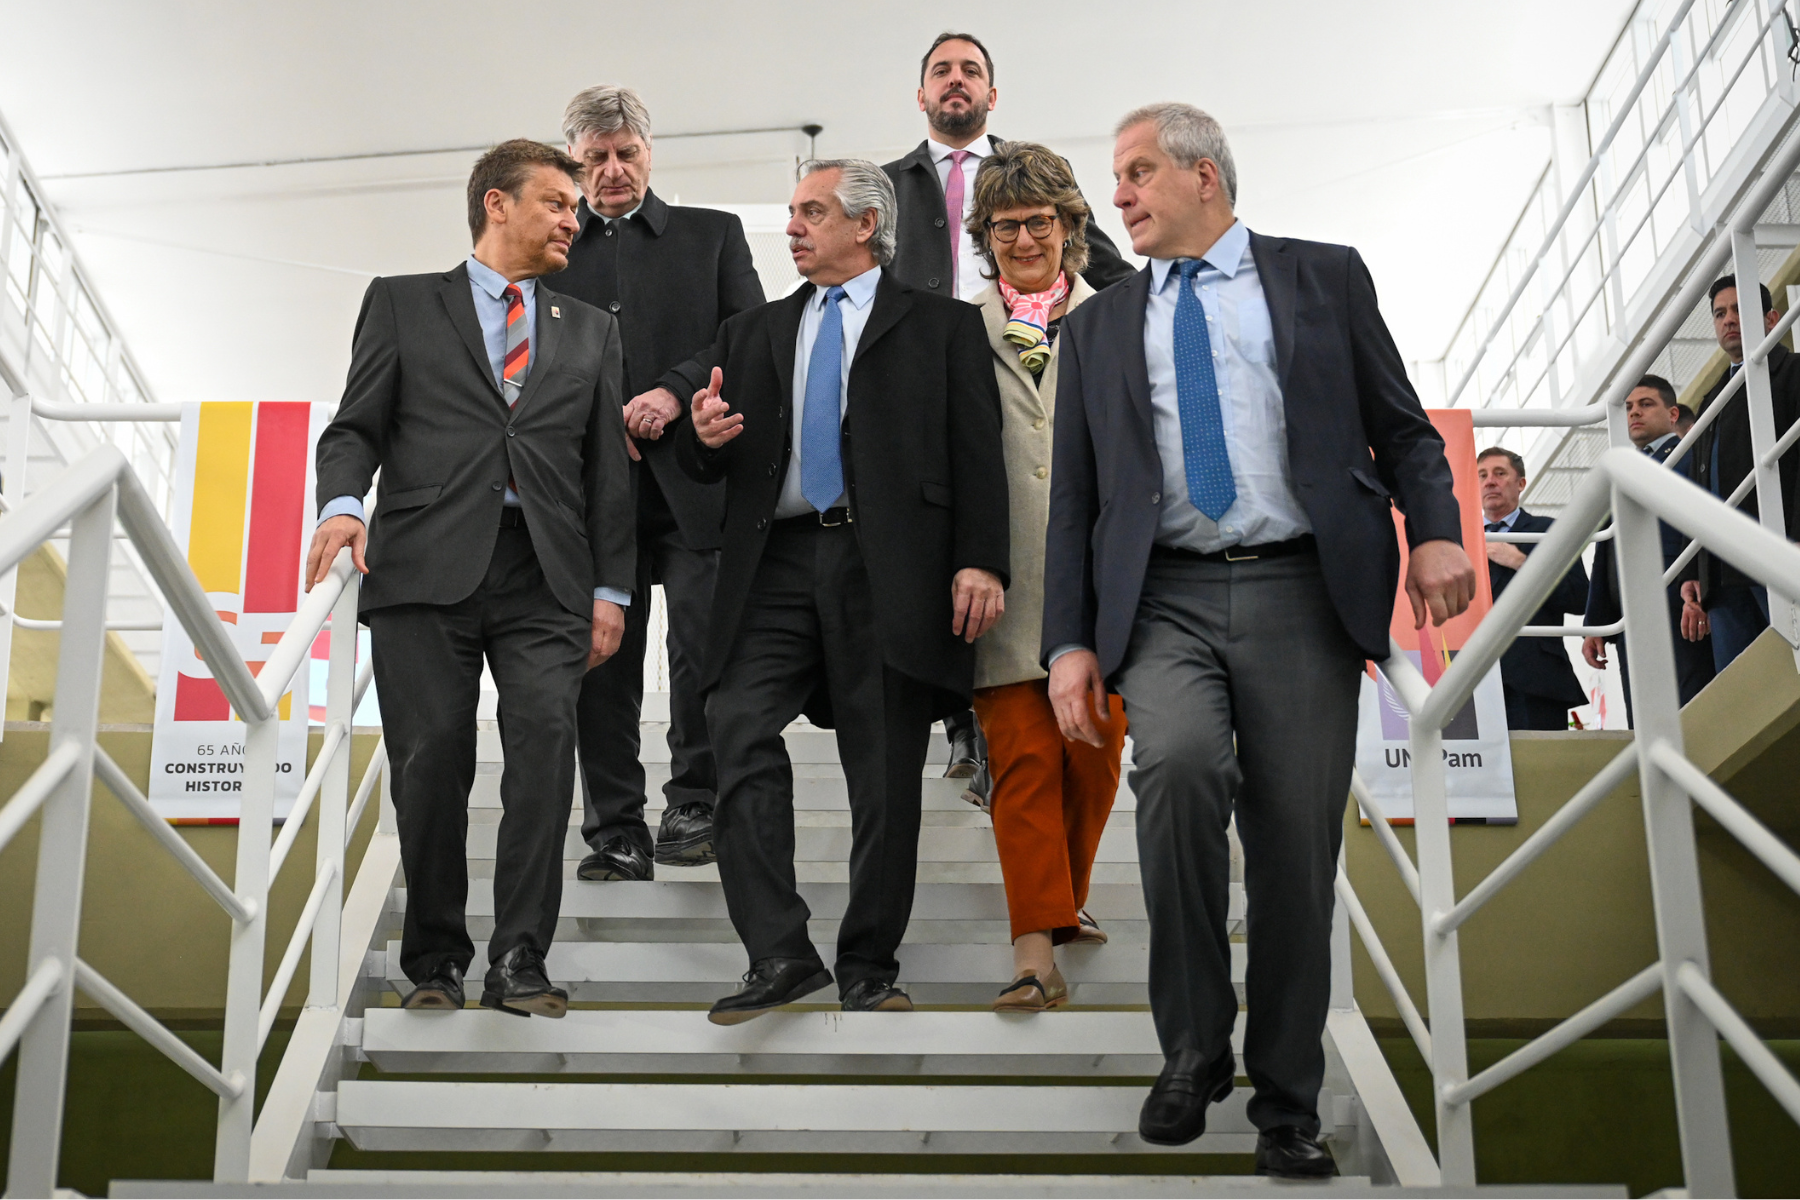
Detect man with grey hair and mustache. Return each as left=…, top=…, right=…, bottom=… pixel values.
left=546, top=84, right=765, bottom=885
left=675, top=159, right=1009, bottom=1022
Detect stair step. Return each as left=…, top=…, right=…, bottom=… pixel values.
left=379, top=940, right=1244, bottom=1004
left=478, top=724, right=959, bottom=767
left=461, top=822, right=1141, bottom=865
left=469, top=861, right=1163, bottom=888
left=333, top=1080, right=1298, bottom=1154
left=464, top=769, right=1140, bottom=812
left=357, top=1008, right=1239, bottom=1075
left=302, top=1169, right=1400, bottom=1197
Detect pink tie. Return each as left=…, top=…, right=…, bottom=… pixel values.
left=944, top=149, right=971, bottom=296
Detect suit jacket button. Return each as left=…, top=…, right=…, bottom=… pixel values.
left=767, top=462, right=778, bottom=476
left=1035, top=467, right=1048, bottom=479
left=777, top=407, right=785, bottom=419
left=927, top=277, right=941, bottom=289
left=608, top=300, right=621, bottom=312
left=506, top=427, right=516, bottom=437
left=756, top=517, right=768, bottom=530
left=491, top=482, right=503, bottom=491
left=934, top=216, right=946, bottom=228
left=1151, top=491, right=1161, bottom=504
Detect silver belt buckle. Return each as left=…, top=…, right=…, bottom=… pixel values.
left=819, top=508, right=851, bottom=528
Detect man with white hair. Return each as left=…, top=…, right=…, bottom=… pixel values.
left=1043, top=104, right=1474, bottom=1175
left=547, top=85, right=765, bottom=885
left=676, top=159, right=1009, bottom=1022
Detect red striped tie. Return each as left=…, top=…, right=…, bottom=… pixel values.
left=502, top=284, right=529, bottom=403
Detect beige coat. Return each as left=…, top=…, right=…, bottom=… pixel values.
left=972, top=273, right=1096, bottom=690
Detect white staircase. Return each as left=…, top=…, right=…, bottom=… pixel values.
left=266, top=695, right=1429, bottom=1190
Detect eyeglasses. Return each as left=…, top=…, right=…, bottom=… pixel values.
left=986, top=215, right=1060, bottom=243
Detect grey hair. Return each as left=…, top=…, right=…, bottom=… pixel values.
left=562, top=84, right=653, bottom=147
left=799, top=158, right=898, bottom=266
left=1114, top=102, right=1237, bottom=205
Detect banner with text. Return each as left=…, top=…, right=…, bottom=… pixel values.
left=149, top=402, right=329, bottom=822
left=1354, top=408, right=1518, bottom=823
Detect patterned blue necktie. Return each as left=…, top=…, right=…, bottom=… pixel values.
left=1173, top=259, right=1236, bottom=521
left=801, top=285, right=848, bottom=513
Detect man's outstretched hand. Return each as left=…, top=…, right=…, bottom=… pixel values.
left=691, top=367, right=743, bottom=449
left=306, top=515, right=368, bottom=591
left=1405, top=538, right=1477, bottom=629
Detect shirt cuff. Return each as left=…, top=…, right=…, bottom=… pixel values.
left=1045, top=643, right=1091, bottom=668
left=594, top=587, right=632, bottom=607
left=319, top=495, right=365, bottom=524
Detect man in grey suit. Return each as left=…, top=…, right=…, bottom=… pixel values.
left=1042, top=105, right=1474, bottom=1176
left=308, top=139, right=635, bottom=1020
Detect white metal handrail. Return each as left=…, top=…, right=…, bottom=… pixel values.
left=0, top=443, right=374, bottom=1193
left=1443, top=0, right=1794, bottom=415
left=1344, top=444, right=1800, bottom=1193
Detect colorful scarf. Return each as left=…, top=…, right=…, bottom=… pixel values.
left=997, top=272, right=1070, bottom=372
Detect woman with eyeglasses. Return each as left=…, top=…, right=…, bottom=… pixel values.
left=963, top=141, right=1129, bottom=1014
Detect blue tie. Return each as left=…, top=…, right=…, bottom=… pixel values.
left=801, top=286, right=848, bottom=513
left=1173, top=259, right=1236, bottom=521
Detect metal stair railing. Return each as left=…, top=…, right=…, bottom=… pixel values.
left=1441, top=0, right=1800, bottom=420
left=0, top=444, right=369, bottom=1193
left=1339, top=447, right=1800, bottom=1195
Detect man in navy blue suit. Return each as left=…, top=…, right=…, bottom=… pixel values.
left=1583, top=376, right=1715, bottom=721
left=1477, top=447, right=1589, bottom=730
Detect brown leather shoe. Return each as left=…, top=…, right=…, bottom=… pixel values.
left=993, top=966, right=1069, bottom=1012
left=1070, top=910, right=1108, bottom=945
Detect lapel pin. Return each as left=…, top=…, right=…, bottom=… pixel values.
left=550, top=305, right=561, bottom=318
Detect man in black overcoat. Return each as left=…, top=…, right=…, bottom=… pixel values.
left=675, top=159, right=1009, bottom=1023
left=546, top=85, right=766, bottom=882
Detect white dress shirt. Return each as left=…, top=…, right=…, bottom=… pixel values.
left=773, top=265, right=882, bottom=519
left=927, top=134, right=997, bottom=303
left=1145, top=220, right=1310, bottom=553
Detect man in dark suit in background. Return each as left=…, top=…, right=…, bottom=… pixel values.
left=1043, top=104, right=1473, bottom=1176
left=547, top=85, right=766, bottom=883
left=1478, top=447, right=1590, bottom=730
left=677, top=159, right=1009, bottom=1023
left=308, top=140, right=635, bottom=1018
left=1681, top=275, right=1800, bottom=673
left=1583, top=376, right=1714, bottom=721
left=881, top=30, right=1138, bottom=803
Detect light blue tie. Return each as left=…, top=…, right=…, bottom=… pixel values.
left=1173, top=259, right=1236, bottom=521
left=801, top=286, right=848, bottom=513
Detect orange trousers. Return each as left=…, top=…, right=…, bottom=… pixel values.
left=973, top=678, right=1128, bottom=943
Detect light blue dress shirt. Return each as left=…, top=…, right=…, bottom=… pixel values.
left=1144, top=220, right=1310, bottom=553
left=1486, top=507, right=1521, bottom=531
left=321, top=254, right=628, bottom=606
left=1047, top=221, right=1309, bottom=667
left=773, top=265, right=882, bottom=520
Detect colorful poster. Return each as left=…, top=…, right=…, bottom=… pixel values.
left=148, top=402, right=330, bottom=822
left=1354, top=409, right=1519, bottom=824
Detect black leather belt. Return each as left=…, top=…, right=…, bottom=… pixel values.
left=777, top=506, right=853, bottom=528
left=499, top=506, right=527, bottom=528
left=1152, top=534, right=1314, bottom=564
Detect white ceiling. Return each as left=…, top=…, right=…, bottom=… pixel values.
left=1, top=0, right=1635, bottom=408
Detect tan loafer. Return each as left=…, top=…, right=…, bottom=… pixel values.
left=992, top=966, right=1069, bottom=1013
left=1070, top=909, right=1108, bottom=945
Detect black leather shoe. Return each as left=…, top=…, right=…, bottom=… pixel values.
left=943, top=710, right=981, bottom=780
left=479, top=946, right=568, bottom=1018
left=841, top=978, right=914, bottom=1012
left=708, top=957, right=833, bottom=1025
left=654, top=802, right=716, bottom=866
left=1138, top=1048, right=1236, bottom=1146
left=960, top=761, right=991, bottom=812
left=578, top=835, right=653, bottom=882
left=1255, top=1124, right=1339, bottom=1178
left=400, top=962, right=464, bottom=1011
